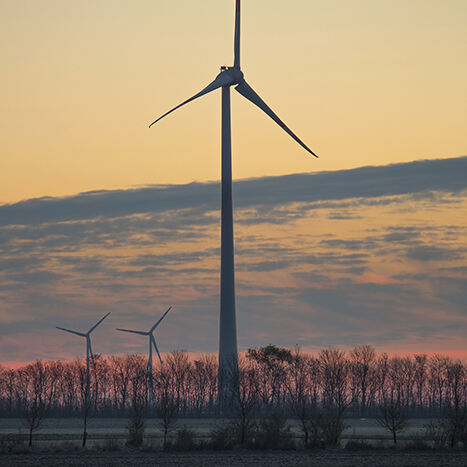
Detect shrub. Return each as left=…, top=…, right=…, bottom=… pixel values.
left=196, top=439, right=210, bottom=450
left=163, top=440, right=173, bottom=451
left=444, top=407, right=467, bottom=449
left=0, top=434, right=27, bottom=454
left=209, top=424, right=237, bottom=450
left=316, top=411, right=347, bottom=448
left=254, top=412, right=295, bottom=450
left=48, top=441, right=80, bottom=452
left=404, top=440, right=431, bottom=450
left=172, top=425, right=196, bottom=451
left=424, top=419, right=449, bottom=449
left=140, top=442, right=158, bottom=452
left=126, top=412, right=145, bottom=447
left=345, top=440, right=374, bottom=451
left=101, top=438, right=121, bottom=451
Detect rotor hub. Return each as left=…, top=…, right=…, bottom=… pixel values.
left=218, top=66, right=243, bottom=85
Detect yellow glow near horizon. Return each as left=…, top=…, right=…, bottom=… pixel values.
left=1, top=0, right=466, bottom=203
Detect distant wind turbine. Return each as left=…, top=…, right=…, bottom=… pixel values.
left=149, top=0, right=318, bottom=407
left=116, top=306, right=172, bottom=407
left=56, top=311, right=111, bottom=446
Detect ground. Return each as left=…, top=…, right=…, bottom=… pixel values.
left=1, top=418, right=466, bottom=466
left=0, top=417, right=436, bottom=444
left=1, top=450, right=466, bottom=467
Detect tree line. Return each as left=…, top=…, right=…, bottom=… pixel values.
left=1, top=345, right=465, bottom=418
left=0, top=345, right=466, bottom=447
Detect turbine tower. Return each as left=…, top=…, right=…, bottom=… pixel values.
left=116, top=306, right=172, bottom=407
left=56, top=311, right=111, bottom=446
left=149, top=0, right=318, bottom=407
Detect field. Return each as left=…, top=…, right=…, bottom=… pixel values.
left=1, top=418, right=466, bottom=466
left=0, top=417, right=434, bottom=445
left=1, top=450, right=467, bottom=467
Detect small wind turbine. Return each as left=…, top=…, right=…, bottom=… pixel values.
left=56, top=311, right=111, bottom=446
left=116, top=306, right=172, bottom=407
left=149, top=0, right=318, bottom=407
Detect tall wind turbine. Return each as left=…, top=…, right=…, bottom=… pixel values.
left=149, top=0, right=318, bottom=406
left=56, top=311, right=111, bottom=446
left=116, top=306, right=172, bottom=407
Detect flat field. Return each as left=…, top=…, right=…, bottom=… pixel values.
left=1, top=419, right=466, bottom=466
left=0, top=417, right=431, bottom=443
left=1, top=450, right=466, bottom=467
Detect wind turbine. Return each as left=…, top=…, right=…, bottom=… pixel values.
left=56, top=311, right=111, bottom=446
left=149, top=0, right=318, bottom=407
left=116, top=306, right=172, bottom=407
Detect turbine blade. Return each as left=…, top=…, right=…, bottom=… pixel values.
left=235, top=80, right=318, bottom=158
left=150, top=306, right=172, bottom=332
left=234, top=0, right=241, bottom=68
left=56, top=326, right=86, bottom=337
left=116, top=328, right=148, bottom=336
left=88, top=311, right=111, bottom=334
left=149, top=72, right=235, bottom=128
left=151, top=335, right=163, bottom=364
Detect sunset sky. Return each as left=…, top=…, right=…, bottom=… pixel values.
left=1, top=1, right=466, bottom=365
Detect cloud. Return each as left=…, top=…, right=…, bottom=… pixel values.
left=1, top=156, right=466, bottom=227
left=0, top=156, right=466, bottom=363
left=406, top=245, right=464, bottom=262
left=129, top=251, right=211, bottom=267
left=9, top=270, right=65, bottom=285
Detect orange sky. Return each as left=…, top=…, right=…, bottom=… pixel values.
left=1, top=0, right=466, bottom=203
left=1, top=165, right=466, bottom=363
left=0, top=1, right=466, bottom=364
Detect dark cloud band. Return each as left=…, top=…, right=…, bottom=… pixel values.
left=1, top=156, right=466, bottom=227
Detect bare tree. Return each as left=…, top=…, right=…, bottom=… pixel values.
left=319, top=348, right=353, bottom=414
left=429, top=354, right=450, bottom=413
left=165, top=351, right=191, bottom=415
left=375, top=398, right=408, bottom=445
left=18, top=360, right=52, bottom=446
left=247, top=345, right=292, bottom=409
left=286, top=347, right=317, bottom=447
left=375, top=352, right=389, bottom=409
left=414, top=354, right=428, bottom=411
left=317, top=348, right=353, bottom=446
left=231, top=357, right=259, bottom=447
left=73, top=358, right=91, bottom=447
left=350, top=345, right=376, bottom=416
left=444, top=361, right=466, bottom=448
left=126, top=373, right=146, bottom=447
left=191, top=354, right=217, bottom=414
left=58, top=361, right=80, bottom=415
left=109, top=355, right=131, bottom=412
left=70, top=356, right=101, bottom=447
left=0, top=367, right=18, bottom=415
left=155, top=362, right=178, bottom=449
